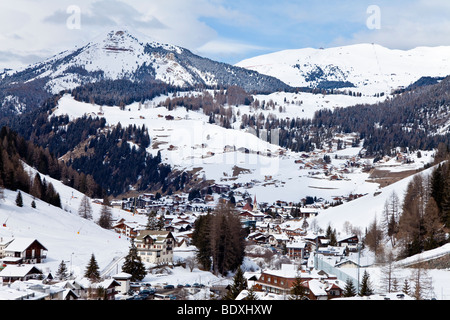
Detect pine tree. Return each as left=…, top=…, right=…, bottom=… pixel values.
left=56, top=260, right=68, bottom=280
left=145, top=211, right=159, bottom=230
left=97, top=204, right=112, bottom=229
left=15, top=191, right=23, bottom=207
left=121, top=240, right=146, bottom=282
left=78, top=195, right=93, bottom=219
left=192, top=214, right=212, bottom=271
left=290, top=275, right=308, bottom=300
left=325, top=225, right=337, bottom=246
left=84, top=253, right=101, bottom=282
left=343, top=278, right=356, bottom=297
left=359, top=270, right=373, bottom=296
left=402, top=279, right=411, bottom=296
left=441, top=165, right=450, bottom=228
left=244, top=286, right=259, bottom=300
left=423, top=196, right=445, bottom=250
left=223, top=266, right=247, bottom=300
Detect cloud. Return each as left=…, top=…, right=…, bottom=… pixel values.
left=197, top=39, right=267, bottom=55
left=331, top=1, right=450, bottom=49
left=44, top=0, right=166, bottom=30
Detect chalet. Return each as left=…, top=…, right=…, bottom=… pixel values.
left=0, top=265, right=43, bottom=283
left=1, top=238, right=47, bottom=264
left=299, top=208, right=319, bottom=218
left=268, top=233, right=289, bottom=248
left=112, top=218, right=141, bottom=239
left=135, top=230, right=175, bottom=265
left=337, top=235, right=359, bottom=252
left=239, top=210, right=265, bottom=223
left=317, top=245, right=347, bottom=257
left=100, top=279, right=121, bottom=300
left=304, top=279, right=344, bottom=300
left=256, top=264, right=342, bottom=299
left=247, top=232, right=270, bottom=245
left=334, top=259, right=360, bottom=268
left=110, top=200, right=123, bottom=210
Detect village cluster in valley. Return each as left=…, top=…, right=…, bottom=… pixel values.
left=0, top=181, right=384, bottom=301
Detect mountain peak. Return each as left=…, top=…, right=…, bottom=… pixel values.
left=0, top=28, right=290, bottom=115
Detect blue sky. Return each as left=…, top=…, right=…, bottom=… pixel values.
left=0, top=0, right=449, bottom=69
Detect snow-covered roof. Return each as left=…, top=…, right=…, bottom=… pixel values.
left=113, top=272, right=132, bottom=280
left=306, top=279, right=328, bottom=297
left=4, top=237, right=47, bottom=252
left=286, top=241, right=306, bottom=249
left=0, top=265, right=42, bottom=277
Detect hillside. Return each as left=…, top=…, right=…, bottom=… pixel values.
left=0, top=164, right=133, bottom=277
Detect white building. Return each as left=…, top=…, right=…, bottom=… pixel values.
left=135, top=230, right=175, bottom=265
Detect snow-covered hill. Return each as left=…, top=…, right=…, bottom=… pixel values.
left=51, top=92, right=436, bottom=210
left=51, top=94, right=383, bottom=204
left=0, top=166, right=135, bottom=278
left=0, top=164, right=229, bottom=293
left=236, top=43, right=450, bottom=96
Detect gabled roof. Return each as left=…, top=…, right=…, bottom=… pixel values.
left=4, top=238, right=47, bottom=252
left=0, top=265, right=43, bottom=277
left=136, top=230, right=174, bottom=242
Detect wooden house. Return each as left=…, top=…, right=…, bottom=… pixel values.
left=1, top=238, right=47, bottom=264
left=112, top=218, right=141, bottom=239
left=0, top=265, right=43, bottom=283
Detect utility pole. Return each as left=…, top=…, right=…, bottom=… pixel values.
left=357, top=243, right=361, bottom=294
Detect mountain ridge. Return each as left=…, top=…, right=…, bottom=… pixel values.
left=236, top=43, right=450, bottom=95
left=0, top=28, right=291, bottom=118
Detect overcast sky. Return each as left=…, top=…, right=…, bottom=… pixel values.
left=1, top=0, right=450, bottom=70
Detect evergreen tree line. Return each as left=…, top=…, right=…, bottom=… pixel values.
left=0, top=126, right=68, bottom=207
left=2, top=93, right=192, bottom=197
left=0, top=125, right=103, bottom=199
left=396, top=161, right=450, bottom=258
left=68, top=122, right=171, bottom=196
left=71, top=79, right=182, bottom=107
left=363, top=154, right=450, bottom=260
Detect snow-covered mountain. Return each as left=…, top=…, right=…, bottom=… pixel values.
left=236, top=43, right=450, bottom=96
left=0, top=28, right=289, bottom=106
